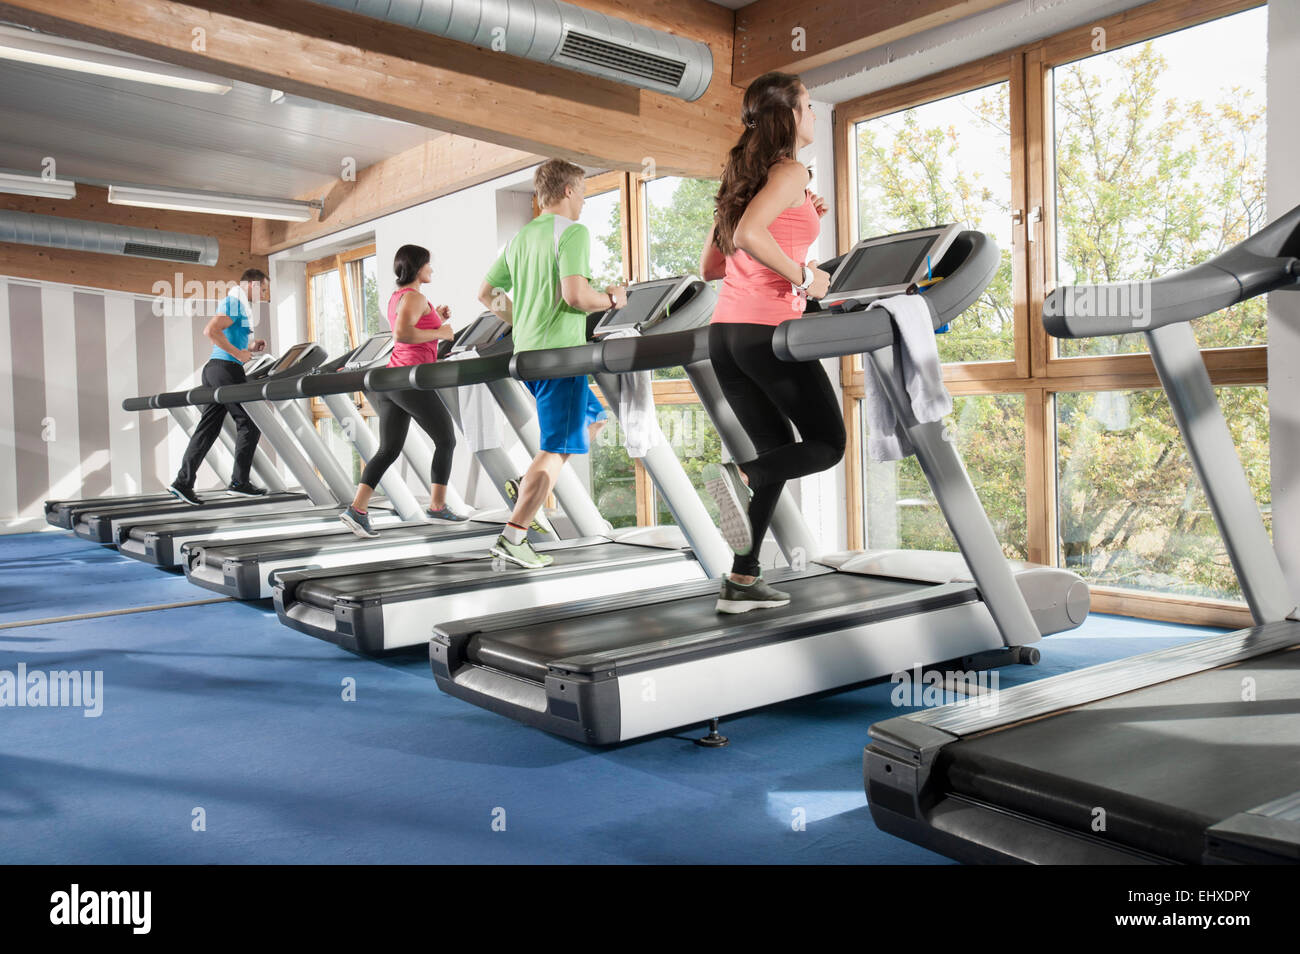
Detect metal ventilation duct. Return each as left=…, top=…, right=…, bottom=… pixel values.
left=0, top=209, right=219, bottom=265
left=307, top=0, right=713, bottom=101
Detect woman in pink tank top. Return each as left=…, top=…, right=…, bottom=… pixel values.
left=697, top=72, right=847, bottom=614
left=340, top=244, right=468, bottom=538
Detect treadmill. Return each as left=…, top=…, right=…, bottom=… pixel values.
left=109, top=331, right=472, bottom=568
left=44, top=352, right=295, bottom=530
left=179, top=318, right=541, bottom=599
left=67, top=343, right=327, bottom=543
left=864, top=203, right=1300, bottom=865
left=273, top=276, right=734, bottom=655
left=429, top=228, right=1090, bottom=745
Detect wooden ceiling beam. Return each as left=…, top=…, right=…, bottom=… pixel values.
left=734, top=0, right=1007, bottom=86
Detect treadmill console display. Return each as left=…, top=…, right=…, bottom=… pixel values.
left=450, top=312, right=508, bottom=355
left=343, top=334, right=393, bottom=370
left=267, top=342, right=315, bottom=374
left=827, top=224, right=961, bottom=303
left=592, top=277, right=689, bottom=337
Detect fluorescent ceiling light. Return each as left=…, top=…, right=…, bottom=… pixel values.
left=0, top=26, right=232, bottom=94
left=108, top=185, right=320, bottom=222
left=0, top=171, right=76, bottom=199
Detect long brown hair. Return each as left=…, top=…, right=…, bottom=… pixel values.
left=713, top=71, right=805, bottom=255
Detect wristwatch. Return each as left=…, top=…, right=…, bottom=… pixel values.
left=794, top=264, right=814, bottom=292
left=608, top=292, right=618, bottom=310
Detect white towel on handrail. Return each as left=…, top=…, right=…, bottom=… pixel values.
left=600, top=328, right=659, bottom=459
left=861, top=294, right=952, bottom=462
left=444, top=349, right=502, bottom=452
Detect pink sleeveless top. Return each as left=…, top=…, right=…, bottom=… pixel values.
left=712, top=191, right=821, bottom=326
left=387, top=287, right=442, bottom=368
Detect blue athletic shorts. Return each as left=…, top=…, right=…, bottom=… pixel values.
left=524, top=375, right=607, bottom=454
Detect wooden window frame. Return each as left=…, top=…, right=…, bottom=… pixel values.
left=582, top=171, right=725, bottom=527
left=833, top=0, right=1267, bottom=627
left=305, top=243, right=378, bottom=422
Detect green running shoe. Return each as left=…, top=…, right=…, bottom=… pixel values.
left=489, top=534, right=554, bottom=569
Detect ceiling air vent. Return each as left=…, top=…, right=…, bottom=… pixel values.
left=0, top=209, right=219, bottom=265
left=555, top=30, right=687, bottom=88
left=122, top=242, right=204, bottom=263
left=304, top=0, right=713, bottom=101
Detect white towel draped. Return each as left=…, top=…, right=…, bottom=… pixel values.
left=444, top=349, right=502, bottom=452
left=600, top=328, right=659, bottom=459
left=861, top=294, right=952, bottom=462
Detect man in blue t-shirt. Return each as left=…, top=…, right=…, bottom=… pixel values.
left=168, top=269, right=270, bottom=505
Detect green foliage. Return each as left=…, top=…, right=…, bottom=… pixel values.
left=590, top=402, right=724, bottom=528
left=856, top=36, right=1268, bottom=599
left=855, top=84, right=1015, bottom=363
left=592, top=200, right=624, bottom=293
left=645, top=178, right=720, bottom=381
left=1052, top=45, right=1267, bottom=356
left=868, top=394, right=1027, bottom=559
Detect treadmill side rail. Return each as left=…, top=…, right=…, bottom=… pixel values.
left=1206, top=790, right=1300, bottom=864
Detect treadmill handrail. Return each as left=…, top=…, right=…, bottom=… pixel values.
left=509, top=328, right=710, bottom=381
left=121, top=344, right=327, bottom=410
left=1042, top=201, right=1300, bottom=339
left=121, top=344, right=509, bottom=410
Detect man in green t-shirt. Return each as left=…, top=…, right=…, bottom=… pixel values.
left=477, top=159, right=627, bottom=569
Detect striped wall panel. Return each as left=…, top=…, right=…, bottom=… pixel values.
left=1, top=275, right=276, bottom=530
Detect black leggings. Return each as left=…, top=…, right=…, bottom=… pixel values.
left=175, top=359, right=260, bottom=487
left=360, top=388, right=456, bottom=489
left=709, top=322, right=846, bottom=576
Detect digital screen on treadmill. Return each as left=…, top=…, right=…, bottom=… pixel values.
left=349, top=335, right=391, bottom=365
left=270, top=343, right=313, bottom=371
left=453, top=313, right=505, bottom=352
left=829, top=235, right=937, bottom=293
left=604, top=283, right=677, bottom=330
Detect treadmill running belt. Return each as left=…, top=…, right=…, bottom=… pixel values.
left=937, top=646, right=1300, bottom=863
left=467, top=573, right=954, bottom=682
left=292, top=541, right=693, bottom=606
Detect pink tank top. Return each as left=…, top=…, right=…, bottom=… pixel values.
left=387, top=288, right=442, bottom=368
left=712, top=191, right=821, bottom=326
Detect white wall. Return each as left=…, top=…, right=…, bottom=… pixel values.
left=796, top=99, right=850, bottom=555
left=1268, top=0, right=1300, bottom=605
left=269, top=168, right=542, bottom=510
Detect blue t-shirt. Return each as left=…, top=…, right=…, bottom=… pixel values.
left=211, top=291, right=252, bottom=363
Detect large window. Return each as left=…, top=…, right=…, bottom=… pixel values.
left=860, top=393, right=1027, bottom=560
left=1052, top=8, right=1268, bottom=357
left=1056, top=386, right=1269, bottom=601
left=307, top=245, right=381, bottom=474
left=854, top=83, right=1015, bottom=364
left=839, top=0, right=1269, bottom=625
left=581, top=172, right=725, bottom=531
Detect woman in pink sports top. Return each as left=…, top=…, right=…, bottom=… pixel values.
left=339, top=244, right=467, bottom=538
left=697, top=71, right=847, bottom=614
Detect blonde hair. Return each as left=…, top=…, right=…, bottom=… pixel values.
left=534, top=159, right=585, bottom=208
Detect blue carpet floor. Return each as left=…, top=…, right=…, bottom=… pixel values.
left=0, top=531, right=1225, bottom=864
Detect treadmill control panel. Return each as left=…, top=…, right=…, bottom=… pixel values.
left=592, top=275, right=699, bottom=337
left=450, top=312, right=510, bottom=355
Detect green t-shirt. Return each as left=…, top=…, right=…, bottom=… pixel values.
left=484, top=214, right=591, bottom=354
